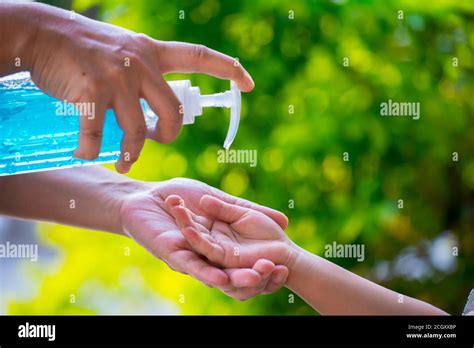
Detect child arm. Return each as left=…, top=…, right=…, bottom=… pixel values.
left=287, top=246, right=448, bottom=315
left=167, top=194, right=448, bottom=315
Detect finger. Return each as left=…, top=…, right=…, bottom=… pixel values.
left=221, top=263, right=278, bottom=301
left=164, top=194, right=183, bottom=207
left=113, top=95, right=147, bottom=173
left=188, top=209, right=213, bottom=232
left=199, top=195, right=250, bottom=224
left=212, top=188, right=289, bottom=229
left=222, top=287, right=263, bottom=302
left=165, top=195, right=211, bottom=233
left=252, top=259, right=275, bottom=279
left=167, top=198, right=196, bottom=229
left=156, top=41, right=254, bottom=92
left=221, top=280, right=271, bottom=301
left=222, top=260, right=276, bottom=295
left=141, top=74, right=183, bottom=144
left=171, top=250, right=228, bottom=287
left=165, top=195, right=224, bottom=262
left=181, top=226, right=225, bottom=265
left=262, top=265, right=289, bottom=294
left=73, top=100, right=106, bottom=160
left=230, top=197, right=288, bottom=229
left=166, top=195, right=213, bottom=240
left=224, top=268, right=261, bottom=288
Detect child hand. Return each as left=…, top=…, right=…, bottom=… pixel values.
left=165, top=194, right=294, bottom=271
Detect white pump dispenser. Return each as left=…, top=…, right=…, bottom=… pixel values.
left=143, top=80, right=241, bottom=149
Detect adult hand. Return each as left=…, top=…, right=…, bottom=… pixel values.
left=10, top=3, right=254, bottom=173
left=120, top=178, right=289, bottom=300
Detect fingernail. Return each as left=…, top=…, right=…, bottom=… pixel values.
left=73, top=150, right=82, bottom=159
left=243, top=70, right=255, bottom=89
left=273, top=272, right=286, bottom=284
left=115, top=161, right=130, bottom=174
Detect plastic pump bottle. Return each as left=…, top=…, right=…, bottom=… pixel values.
left=0, top=72, right=241, bottom=176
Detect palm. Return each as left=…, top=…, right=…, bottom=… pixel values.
left=158, top=178, right=291, bottom=266
left=120, top=183, right=226, bottom=286
left=190, top=210, right=290, bottom=269
left=165, top=191, right=292, bottom=269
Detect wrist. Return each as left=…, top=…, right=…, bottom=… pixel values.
left=284, top=242, right=322, bottom=292
left=110, top=177, right=153, bottom=235
left=286, top=241, right=305, bottom=271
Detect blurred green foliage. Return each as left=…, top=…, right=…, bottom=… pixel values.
left=8, top=0, right=474, bottom=315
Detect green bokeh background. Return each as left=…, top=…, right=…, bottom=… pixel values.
left=7, top=0, right=474, bottom=315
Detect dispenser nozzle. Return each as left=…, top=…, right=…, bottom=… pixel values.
left=199, top=81, right=241, bottom=149
left=224, top=81, right=241, bottom=149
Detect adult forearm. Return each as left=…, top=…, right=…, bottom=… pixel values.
left=0, top=2, right=42, bottom=76
left=286, top=246, right=448, bottom=315
left=0, top=166, right=148, bottom=234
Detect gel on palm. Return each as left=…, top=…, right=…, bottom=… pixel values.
left=0, top=72, right=241, bottom=176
